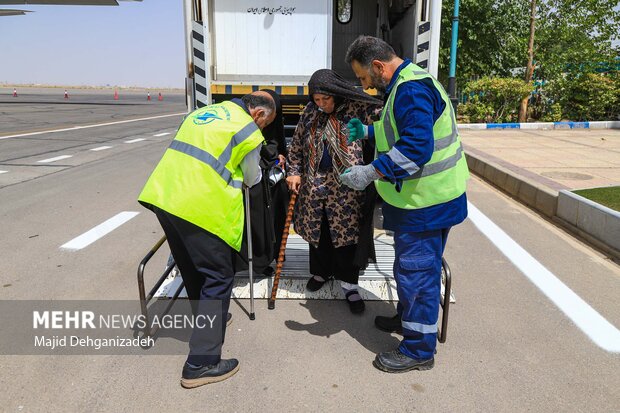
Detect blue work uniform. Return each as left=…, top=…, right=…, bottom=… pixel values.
left=370, top=59, right=468, bottom=360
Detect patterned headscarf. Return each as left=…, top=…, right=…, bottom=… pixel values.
left=307, top=69, right=381, bottom=176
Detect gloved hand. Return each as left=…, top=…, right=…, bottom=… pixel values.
left=339, top=164, right=380, bottom=190
left=347, top=118, right=368, bottom=144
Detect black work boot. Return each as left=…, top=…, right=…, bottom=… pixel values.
left=373, top=349, right=434, bottom=373
left=226, top=312, right=233, bottom=327
left=374, top=314, right=403, bottom=334
left=180, top=359, right=240, bottom=388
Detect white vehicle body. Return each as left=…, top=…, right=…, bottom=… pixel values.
left=183, top=0, right=443, bottom=123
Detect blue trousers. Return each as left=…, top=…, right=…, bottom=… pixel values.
left=393, top=229, right=449, bottom=360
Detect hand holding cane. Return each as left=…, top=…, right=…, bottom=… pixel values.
left=268, top=191, right=297, bottom=310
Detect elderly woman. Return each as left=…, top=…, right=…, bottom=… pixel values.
left=286, top=69, right=382, bottom=313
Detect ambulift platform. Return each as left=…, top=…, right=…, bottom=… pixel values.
left=152, top=233, right=455, bottom=303
left=138, top=232, right=454, bottom=340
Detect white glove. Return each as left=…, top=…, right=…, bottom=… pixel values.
left=339, top=164, right=380, bottom=190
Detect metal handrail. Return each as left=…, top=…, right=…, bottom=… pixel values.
left=438, top=258, right=452, bottom=343
left=136, top=235, right=185, bottom=337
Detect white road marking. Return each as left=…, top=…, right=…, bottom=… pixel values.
left=0, top=170, right=8, bottom=174
left=125, top=138, right=145, bottom=144
left=467, top=202, right=620, bottom=353
left=37, top=155, right=72, bottom=163
left=90, top=146, right=113, bottom=151
left=0, top=112, right=186, bottom=140
left=60, top=211, right=140, bottom=251
left=153, top=132, right=171, bottom=137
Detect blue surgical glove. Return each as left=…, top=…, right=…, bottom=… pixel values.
left=339, top=164, right=380, bottom=190
left=347, top=118, right=368, bottom=144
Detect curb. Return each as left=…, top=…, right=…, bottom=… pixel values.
left=458, top=121, right=620, bottom=130
left=464, top=150, right=620, bottom=260
left=556, top=191, right=620, bottom=259
left=464, top=151, right=558, bottom=217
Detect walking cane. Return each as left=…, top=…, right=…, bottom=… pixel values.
left=243, top=185, right=256, bottom=320
left=268, top=191, right=297, bottom=310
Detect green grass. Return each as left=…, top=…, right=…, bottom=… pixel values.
left=573, top=186, right=620, bottom=212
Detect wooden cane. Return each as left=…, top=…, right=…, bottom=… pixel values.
left=268, top=191, right=297, bottom=310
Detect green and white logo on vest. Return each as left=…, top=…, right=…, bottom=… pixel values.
left=139, top=100, right=265, bottom=251
left=192, top=105, right=231, bottom=125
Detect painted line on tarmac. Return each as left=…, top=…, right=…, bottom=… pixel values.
left=467, top=202, right=620, bottom=353
left=153, top=132, right=171, bottom=137
left=90, top=146, right=113, bottom=151
left=0, top=112, right=186, bottom=140
left=37, top=155, right=72, bottom=163
left=125, top=138, right=146, bottom=144
left=0, top=170, right=8, bottom=174
left=60, top=211, right=140, bottom=251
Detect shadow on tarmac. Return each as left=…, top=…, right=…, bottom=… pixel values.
left=283, top=299, right=401, bottom=354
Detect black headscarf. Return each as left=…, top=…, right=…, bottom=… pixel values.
left=260, top=89, right=286, bottom=160
left=308, top=69, right=382, bottom=105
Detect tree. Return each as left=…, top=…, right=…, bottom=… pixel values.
left=439, top=0, right=529, bottom=87
left=440, top=0, right=620, bottom=111
left=534, top=0, right=620, bottom=82
left=518, top=0, right=537, bottom=122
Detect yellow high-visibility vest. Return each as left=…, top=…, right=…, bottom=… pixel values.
left=139, top=101, right=264, bottom=251
left=374, top=63, right=469, bottom=209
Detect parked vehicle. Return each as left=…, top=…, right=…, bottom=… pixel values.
left=183, top=0, right=443, bottom=132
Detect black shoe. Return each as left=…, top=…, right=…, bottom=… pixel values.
left=226, top=312, right=232, bottom=327
left=373, top=349, right=434, bottom=373
left=374, top=314, right=402, bottom=334
left=180, top=359, right=240, bottom=388
left=306, top=275, right=331, bottom=292
left=262, top=266, right=275, bottom=277
left=345, top=291, right=365, bottom=314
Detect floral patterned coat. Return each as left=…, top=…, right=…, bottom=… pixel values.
left=287, top=100, right=382, bottom=248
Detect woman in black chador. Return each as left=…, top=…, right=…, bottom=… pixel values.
left=237, top=89, right=289, bottom=276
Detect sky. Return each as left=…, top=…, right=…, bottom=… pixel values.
left=0, top=0, right=186, bottom=88
left=1, top=2, right=617, bottom=88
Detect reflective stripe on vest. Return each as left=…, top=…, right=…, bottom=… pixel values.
left=217, top=121, right=260, bottom=167
left=374, top=63, right=469, bottom=209
left=378, top=71, right=459, bottom=158
left=379, top=69, right=440, bottom=151
left=167, top=118, right=259, bottom=190
left=138, top=101, right=264, bottom=251
left=403, top=145, right=463, bottom=180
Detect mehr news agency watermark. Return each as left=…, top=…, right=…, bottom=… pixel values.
left=0, top=300, right=223, bottom=355
left=32, top=310, right=218, bottom=350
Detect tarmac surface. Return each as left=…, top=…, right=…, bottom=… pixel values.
left=461, top=128, right=620, bottom=192
left=0, top=88, right=618, bottom=412
left=0, top=87, right=185, bottom=135
left=461, top=127, right=620, bottom=259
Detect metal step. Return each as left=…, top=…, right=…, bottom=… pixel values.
left=154, top=234, right=456, bottom=303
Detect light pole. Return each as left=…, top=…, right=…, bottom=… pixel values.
left=447, top=0, right=460, bottom=112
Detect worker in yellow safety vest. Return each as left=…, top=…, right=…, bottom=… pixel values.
left=138, top=91, right=276, bottom=389
left=342, top=36, right=469, bottom=373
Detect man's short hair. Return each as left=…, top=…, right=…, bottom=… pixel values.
left=345, top=35, right=397, bottom=67
left=241, top=93, right=275, bottom=116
